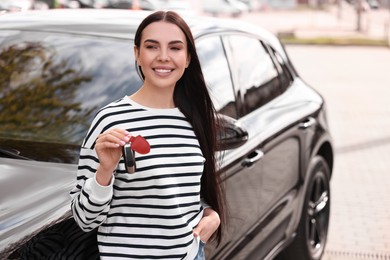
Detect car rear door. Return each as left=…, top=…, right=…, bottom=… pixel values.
left=218, top=34, right=323, bottom=259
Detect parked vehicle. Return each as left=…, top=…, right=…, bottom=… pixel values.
left=51, top=0, right=154, bottom=9
left=202, top=0, right=243, bottom=17
left=237, top=0, right=262, bottom=11
left=0, top=0, right=48, bottom=12
left=0, top=9, right=333, bottom=260
left=366, top=0, right=379, bottom=9
left=93, top=0, right=155, bottom=9
left=226, top=0, right=250, bottom=13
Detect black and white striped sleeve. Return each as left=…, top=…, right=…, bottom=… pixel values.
left=70, top=146, right=114, bottom=232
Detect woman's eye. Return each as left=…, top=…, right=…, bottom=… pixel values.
left=146, top=45, right=157, bottom=49
left=171, top=46, right=182, bottom=51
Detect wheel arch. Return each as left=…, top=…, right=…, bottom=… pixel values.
left=316, top=140, right=334, bottom=177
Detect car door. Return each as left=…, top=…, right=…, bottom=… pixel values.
left=219, top=34, right=321, bottom=259
left=225, top=34, right=300, bottom=217
left=196, top=34, right=267, bottom=259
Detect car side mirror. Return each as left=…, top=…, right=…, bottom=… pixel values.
left=216, top=114, right=248, bottom=151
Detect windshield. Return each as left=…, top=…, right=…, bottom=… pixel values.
left=0, top=30, right=142, bottom=146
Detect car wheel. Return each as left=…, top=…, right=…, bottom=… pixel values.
left=276, top=156, right=331, bottom=260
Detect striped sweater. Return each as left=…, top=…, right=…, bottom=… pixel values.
left=70, top=96, right=207, bottom=259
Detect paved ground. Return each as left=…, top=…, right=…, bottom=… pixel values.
left=286, top=45, right=390, bottom=260
left=240, top=3, right=390, bottom=43
left=236, top=6, right=390, bottom=260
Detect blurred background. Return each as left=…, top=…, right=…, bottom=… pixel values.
left=1, top=0, right=389, bottom=259
left=1, top=0, right=389, bottom=45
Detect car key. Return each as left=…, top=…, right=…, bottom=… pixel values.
left=122, top=135, right=150, bottom=173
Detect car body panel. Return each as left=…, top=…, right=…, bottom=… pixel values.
left=0, top=158, right=75, bottom=254
left=205, top=78, right=325, bottom=259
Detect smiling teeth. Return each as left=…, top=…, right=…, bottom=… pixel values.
left=155, top=69, right=171, bottom=73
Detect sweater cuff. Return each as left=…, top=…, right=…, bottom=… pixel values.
left=85, top=173, right=114, bottom=203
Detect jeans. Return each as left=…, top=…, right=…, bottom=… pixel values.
left=193, top=240, right=206, bottom=260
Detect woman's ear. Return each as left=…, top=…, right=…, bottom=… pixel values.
left=134, top=46, right=140, bottom=65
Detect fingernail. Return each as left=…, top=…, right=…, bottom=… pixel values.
left=120, top=141, right=126, bottom=146
left=124, top=136, right=130, bottom=142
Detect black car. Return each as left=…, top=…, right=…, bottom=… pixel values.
left=0, top=9, right=333, bottom=260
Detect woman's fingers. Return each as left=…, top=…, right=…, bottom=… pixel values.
left=97, top=129, right=131, bottom=147
left=193, top=210, right=220, bottom=243
left=94, top=128, right=132, bottom=170
left=94, top=129, right=132, bottom=185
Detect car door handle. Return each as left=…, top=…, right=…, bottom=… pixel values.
left=242, top=149, right=264, bottom=167
left=299, top=117, right=316, bottom=129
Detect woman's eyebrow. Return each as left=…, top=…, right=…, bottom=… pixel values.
left=144, top=39, right=159, bottom=44
left=143, top=39, right=184, bottom=45
left=169, top=40, right=185, bottom=45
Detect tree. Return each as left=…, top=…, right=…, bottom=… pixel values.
left=0, top=42, right=95, bottom=144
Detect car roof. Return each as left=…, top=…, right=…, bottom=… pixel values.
left=0, top=9, right=147, bottom=38
left=0, top=9, right=285, bottom=56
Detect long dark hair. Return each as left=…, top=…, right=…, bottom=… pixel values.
left=134, top=11, right=225, bottom=243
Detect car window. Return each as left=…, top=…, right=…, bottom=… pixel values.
left=268, top=46, right=294, bottom=93
left=226, top=35, right=281, bottom=115
left=0, top=31, right=142, bottom=146
left=196, top=36, right=238, bottom=119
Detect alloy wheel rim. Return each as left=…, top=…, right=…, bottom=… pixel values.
left=306, top=170, right=330, bottom=258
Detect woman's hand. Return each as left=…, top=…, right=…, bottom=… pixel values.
left=95, top=128, right=131, bottom=185
left=193, top=208, right=220, bottom=243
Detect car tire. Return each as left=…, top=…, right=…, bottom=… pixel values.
left=276, top=156, right=331, bottom=260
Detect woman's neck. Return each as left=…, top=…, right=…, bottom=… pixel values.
left=130, top=85, right=176, bottom=109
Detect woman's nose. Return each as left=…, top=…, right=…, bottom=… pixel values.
left=157, top=49, right=170, bottom=61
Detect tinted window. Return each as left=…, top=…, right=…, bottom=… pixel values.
left=227, top=35, right=280, bottom=115
left=0, top=31, right=142, bottom=145
left=196, top=36, right=237, bottom=119
left=269, top=46, right=294, bottom=93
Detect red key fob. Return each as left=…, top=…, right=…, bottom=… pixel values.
left=129, top=135, right=150, bottom=154
left=122, top=135, right=150, bottom=173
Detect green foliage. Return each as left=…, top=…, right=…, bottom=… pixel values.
left=0, top=42, right=94, bottom=144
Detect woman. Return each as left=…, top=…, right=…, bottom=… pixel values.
left=70, top=11, right=224, bottom=259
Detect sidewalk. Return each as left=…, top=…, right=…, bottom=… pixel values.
left=285, top=44, right=390, bottom=259
left=239, top=4, right=390, bottom=46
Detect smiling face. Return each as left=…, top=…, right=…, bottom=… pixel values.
left=134, top=21, right=190, bottom=92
